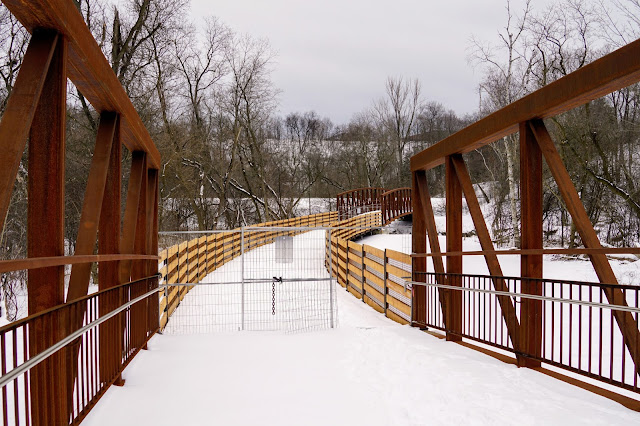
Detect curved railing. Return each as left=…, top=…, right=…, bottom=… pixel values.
left=326, top=211, right=413, bottom=325
left=336, top=187, right=386, bottom=220
left=381, top=187, right=412, bottom=225
left=158, top=212, right=338, bottom=329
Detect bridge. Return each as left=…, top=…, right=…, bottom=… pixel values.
left=0, top=0, right=640, bottom=424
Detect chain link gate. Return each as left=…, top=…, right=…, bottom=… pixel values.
left=158, top=227, right=337, bottom=334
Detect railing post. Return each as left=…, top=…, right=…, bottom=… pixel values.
left=329, top=229, right=335, bottom=328
left=241, top=227, right=245, bottom=331
left=445, top=156, right=463, bottom=341
left=384, top=249, right=388, bottom=318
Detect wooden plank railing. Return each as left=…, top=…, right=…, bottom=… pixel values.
left=326, top=211, right=413, bottom=326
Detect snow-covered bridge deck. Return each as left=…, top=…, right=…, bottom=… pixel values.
left=84, top=233, right=640, bottom=426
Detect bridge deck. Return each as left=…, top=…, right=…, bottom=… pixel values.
left=82, top=234, right=640, bottom=425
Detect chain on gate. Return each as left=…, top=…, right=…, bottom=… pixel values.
left=272, top=277, right=282, bottom=315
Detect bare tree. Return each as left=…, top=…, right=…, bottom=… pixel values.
left=372, top=76, right=422, bottom=185
left=469, top=0, right=535, bottom=247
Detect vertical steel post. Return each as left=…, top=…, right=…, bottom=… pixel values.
left=445, top=156, right=463, bottom=342
left=27, top=32, right=67, bottom=426
left=519, top=121, right=544, bottom=367
left=241, top=226, right=245, bottom=331
left=329, top=229, right=335, bottom=328
left=411, top=171, right=427, bottom=327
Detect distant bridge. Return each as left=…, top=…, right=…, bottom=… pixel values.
left=1, top=0, right=640, bottom=424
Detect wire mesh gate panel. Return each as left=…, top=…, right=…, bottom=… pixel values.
left=159, top=228, right=337, bottom=333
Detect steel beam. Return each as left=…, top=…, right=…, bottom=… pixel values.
left=2, top=0, right=161, bottom=168
left=519, top=121, right=543, bottom=368
left=411, top=38, right=640, bottom=172
left=27, top=33, right=67, bottom=426
left=445, top=156, right=463, bottom=341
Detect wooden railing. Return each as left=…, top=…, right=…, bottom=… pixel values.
left=158, top=212, right=338, bottom=329
left=381, top=187, right=412, bottom=225
left=0, top=1, right=161, bottom=424
left=326, top=212, right=413, bottom=325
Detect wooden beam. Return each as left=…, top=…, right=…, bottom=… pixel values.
left=0, top=30, right=57, bottom=234
left=66, top=112, right=117, bottom=302
left=529, top=118, right=640, bottom=375
left=445, top=156, right=462, bottom=341
left=519, top=121, right=543, bottom=368
left=27, top=33, right=67, bottom=426
left=450, top=154, right=522, bottom=357
left=411, top=38, right=640, bottom=171
left=2, top=0, right=161, bottom=168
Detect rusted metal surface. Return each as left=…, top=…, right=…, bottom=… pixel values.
left=0, top=1, right=162, bottom=423
left=1, top=0, right=161, bottom=168
left=519, top=120, right=543, bottom=368
left=66, top=112, right=118, bottom=303
left=451, top=155, right=522, bottom=357
left=409, top=33, right=640, bottom=398
left=98, top=122, right=124, bottom=387
left=336, top=187, right=386, bottom=220
left=445, top=157, right=463, bottom=342
left=381, top=187, right=411, bottom=225
left=0, top=30, right=57, bottom=233
left=0, top=276, right=159, bottom=425
left=529, top=119, right=640, bottom=374
left=411, top=38, right=640, bottom=172
left=412, top=272, right=640, bottom=395
left=27, top=31, right=67, bottom=425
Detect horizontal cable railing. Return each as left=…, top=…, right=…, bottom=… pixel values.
left=411, top=272, right=640, bottom=393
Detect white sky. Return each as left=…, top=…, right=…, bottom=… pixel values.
left=189, top=0, right=551, bottom=124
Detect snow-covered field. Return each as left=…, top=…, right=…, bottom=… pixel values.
left=83, top=230, right=640, bottom=425
left=357, top=199, right=640, bottom=286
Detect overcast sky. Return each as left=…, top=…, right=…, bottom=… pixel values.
left=189, top=0, right=549, bottom=124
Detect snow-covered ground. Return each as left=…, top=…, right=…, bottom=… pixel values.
left=83, top=231, right=640, bottom=425
left=357, top=199, right=640, bottom=286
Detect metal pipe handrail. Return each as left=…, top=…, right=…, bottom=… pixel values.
left=409, top=281, right=640, bottom=314
left=0, top=276, right=161, bottom=389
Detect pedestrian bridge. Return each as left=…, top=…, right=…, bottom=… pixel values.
left=1, top=0, right=640, bottom=424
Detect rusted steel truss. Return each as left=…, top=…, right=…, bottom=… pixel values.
left=0, top=1, right=161, bottom=424
left=410, top=37, right=640, bottom=378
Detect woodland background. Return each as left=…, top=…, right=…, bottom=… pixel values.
left=0, top=0, right=639, bottom=318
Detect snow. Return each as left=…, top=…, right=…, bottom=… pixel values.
left=357, top=200, right=640, bottom=287
left=83, top=230, right=640, bottom=425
